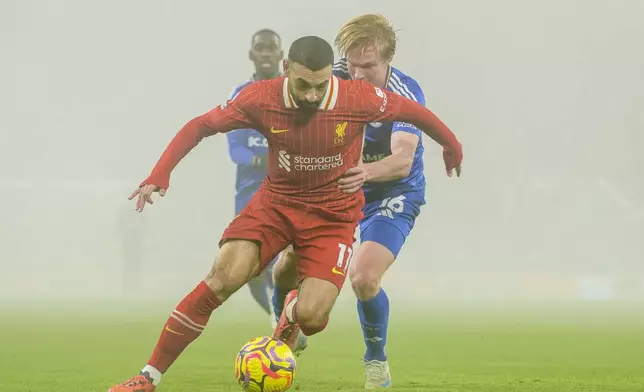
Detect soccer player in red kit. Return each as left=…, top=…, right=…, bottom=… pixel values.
left=109, top=36, right=462, bottom=392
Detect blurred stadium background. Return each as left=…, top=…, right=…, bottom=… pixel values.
left=2, top=0, right=642, bottom=307
left=3, top=1, right=644, bottom=391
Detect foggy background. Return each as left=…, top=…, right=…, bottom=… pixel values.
left=2, top=0, right=643, bottom=308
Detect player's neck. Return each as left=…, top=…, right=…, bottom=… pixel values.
left=377, top=65, right=391, bottom=89
left=254, top=72, right=280, bottom=81
left=359, top=66, right=389, bottom=90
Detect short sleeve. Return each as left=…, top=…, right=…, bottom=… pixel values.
left=390, top=78, right=426, bottom=136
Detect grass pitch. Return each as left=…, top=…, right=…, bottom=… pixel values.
left=1, top=302, right=643, bottom=391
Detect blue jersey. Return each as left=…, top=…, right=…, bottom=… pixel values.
left=333, top=59, right=427, bottom=204
left=226, top=79, right=269, bottom=209
left=333, top=59, right=427, bottom=258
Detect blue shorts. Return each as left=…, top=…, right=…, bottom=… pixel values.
left=359, top=191, right=425, bottom=259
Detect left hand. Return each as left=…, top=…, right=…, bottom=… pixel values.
left=338, top=166, right=367, bottom=194
left=443, top=144, right=463, bottom=178
left=128, top=183, right=166, bottom=212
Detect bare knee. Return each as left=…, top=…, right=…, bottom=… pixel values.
left=273, top=246, right=298, bottom=290
left=205, top=240, right=261, bottom=302
left=350, top=269, right=381, bottom=301
left=295, top=299, right=330, bottom=336
left=296, top=278, right=338, bottom=336
left=350, top=242, right=394, bottom=301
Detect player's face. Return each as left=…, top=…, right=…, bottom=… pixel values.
left=249, top=33, right=283, bottom=79
left=285, top=61, right=332, bottom=109
left=346, top=46, right=390, bottom=88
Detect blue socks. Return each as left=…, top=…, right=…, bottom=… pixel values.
left=357, top=288, right=389, bottom=361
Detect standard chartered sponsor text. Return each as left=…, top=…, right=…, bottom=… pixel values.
left=294, top=153, right=343, bottom=171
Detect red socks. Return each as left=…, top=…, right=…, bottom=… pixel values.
left=147, top=281, right=220, bottom=373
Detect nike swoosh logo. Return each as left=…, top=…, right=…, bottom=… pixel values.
left=270, top=127, right=289, bottom=134
left=165, top=325, right=184, bottom=335
left=331, top=267, right=345, bottom=276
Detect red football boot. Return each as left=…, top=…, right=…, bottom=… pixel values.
left=272, top=289, right=300, bottom=350
left=108, top=374, right=155, bottom=392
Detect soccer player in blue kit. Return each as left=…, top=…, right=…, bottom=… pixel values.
left=271, top=14, right=431, bottom=388
left=227, top=28, right=284, bottom=328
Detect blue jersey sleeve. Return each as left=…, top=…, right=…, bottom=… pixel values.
left=226, top=81, right=259, bottom=166
left=226, top=129, right=256, bottom=166
left=332, top=58, right=351, bottom=80
left=390, top=77, right=426, bottom=137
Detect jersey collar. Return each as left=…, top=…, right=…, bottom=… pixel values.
left=282, top=75, right=339, bottom=110
left=383, top=65, right=393, bottom=90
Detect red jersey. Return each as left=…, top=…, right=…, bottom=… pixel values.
left=144, top=75, right=461, bottom=222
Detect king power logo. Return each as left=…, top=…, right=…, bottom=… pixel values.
left=278, top=150, right=344, bottom=172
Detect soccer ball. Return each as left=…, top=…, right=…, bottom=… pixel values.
left=234, top=336, right=297, bottom=392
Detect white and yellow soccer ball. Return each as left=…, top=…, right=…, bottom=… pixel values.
left=234, top=336, right=297, bottom=392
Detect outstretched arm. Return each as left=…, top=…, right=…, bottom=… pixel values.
left=143, top=87, right=259, bottom=190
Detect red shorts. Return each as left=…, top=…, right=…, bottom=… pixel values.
left=220, top=190, right=357, bottom=290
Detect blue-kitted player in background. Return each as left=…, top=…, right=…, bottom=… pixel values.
left=227, top=28, right=284, bottom=328
left=271, top=15, right=428, bottom=388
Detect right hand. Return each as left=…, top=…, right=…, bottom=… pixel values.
left=128, top=184, right=166, bottom=212
left=337, top=166, right=367, bottom=194
left=443, top=144, right=463, bottom=178
left=252, top=156, right=267, bottom=168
